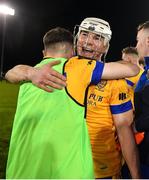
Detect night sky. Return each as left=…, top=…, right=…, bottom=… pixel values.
left=0, top=0, right=149, bottom=72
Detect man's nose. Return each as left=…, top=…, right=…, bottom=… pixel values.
left=86, top=34, right=93, bottom=45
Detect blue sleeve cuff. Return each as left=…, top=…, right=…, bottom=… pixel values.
left=91, top=61, right=104, bottom=84
left=110, top=100, right=133, bottom=114
left=126, top=79, right=134, bottom=87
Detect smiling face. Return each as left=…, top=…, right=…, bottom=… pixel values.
left=76, top=30, right=108, bottom=60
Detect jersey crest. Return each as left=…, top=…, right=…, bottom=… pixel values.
left=95, top=80, right=107, bottom=91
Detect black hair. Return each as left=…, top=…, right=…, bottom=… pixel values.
left=43, top=27, right=73, bottom=49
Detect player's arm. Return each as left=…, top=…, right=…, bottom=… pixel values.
left=102, top=61, right=140, bottom=79
left=5, top=60, right=139, bottom=92
left=5, top=61, right=66, bottom=92
left=113, top=110, right=141, bottom=179
left=110, top=79, right=141, bottom=178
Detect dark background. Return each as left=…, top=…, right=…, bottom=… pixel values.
left=0, top=0, right=149, bottom=72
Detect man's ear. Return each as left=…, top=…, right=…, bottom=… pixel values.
left=147, top=36, right=149, bottom=47
left=42, top=50, right=45, bottom=57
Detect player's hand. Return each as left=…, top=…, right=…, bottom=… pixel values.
left=28, top=60, right=66, bottom=92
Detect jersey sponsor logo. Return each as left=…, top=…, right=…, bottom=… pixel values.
left=95, top=80, right=107, bottom=91
left=119, top=93, right=127, bottom=100
left=87, top=100, right=96, bottom=106
left=88, top=93, right=103, bottom=102
left=87, top=93, right=103, bottom=107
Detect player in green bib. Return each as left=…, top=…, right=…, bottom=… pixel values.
left=6, top=27, right=104, bottom=178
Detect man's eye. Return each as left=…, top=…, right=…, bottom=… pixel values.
left=95, top=36, right=104, bottom=41
left=82, top=33, right=88, bottom=36
left=94, top=36, right=101, bottom=40
left=95, top=37, right=100, bottom=40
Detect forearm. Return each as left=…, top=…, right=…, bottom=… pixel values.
left=118, top=61, right=140, bottom=76
left=5, top=61, right=66, bottom=92
left=102, top=61, right=139, bottom=79
left=5, top=65, right=35, bottom=83
left=117, top=125, right=141, bottom=178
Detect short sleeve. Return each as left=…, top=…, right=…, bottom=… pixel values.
left=110, top=80, right=133, bottom=114
left=91, top=61, right=104, bottom=84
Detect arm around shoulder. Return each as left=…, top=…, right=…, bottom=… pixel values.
left=5, top=65, right=35, bottom=83
left=101, top=61, right=140, bottom=80
left=5, top=61, right=67, bottom=92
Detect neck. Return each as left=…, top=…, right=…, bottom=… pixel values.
left=44, top=53, right=65, bottom=58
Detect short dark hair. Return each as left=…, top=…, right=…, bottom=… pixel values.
left=43, top=27, right=73, bottom=49
left=122, top=46, right=138, bottom=56
left=137, top=21, right=149, bottom=31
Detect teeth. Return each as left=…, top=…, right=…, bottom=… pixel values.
left=82, top=47, right=93, bottom=52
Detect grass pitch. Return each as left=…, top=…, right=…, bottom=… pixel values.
left=0, top=80, right=19, bottom=178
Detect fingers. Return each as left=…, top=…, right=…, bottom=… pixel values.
left=49, top=70, right=67, bottom=84
left=37, top=80, right=65, bottom=93
left=48, top=61, right=67, bottom=81
left=31, top=60, right=67, bottom=92
left=38, top=84, right=54, bottom=93
left=36, top=74, right=66, bottom=90
left=44, top=79, right=64, bottom=89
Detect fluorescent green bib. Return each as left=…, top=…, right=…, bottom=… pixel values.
left=6, top=58, right=94, bottom=178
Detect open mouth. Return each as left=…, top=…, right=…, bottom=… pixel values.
left=82, top=47, right=94, bottom=53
